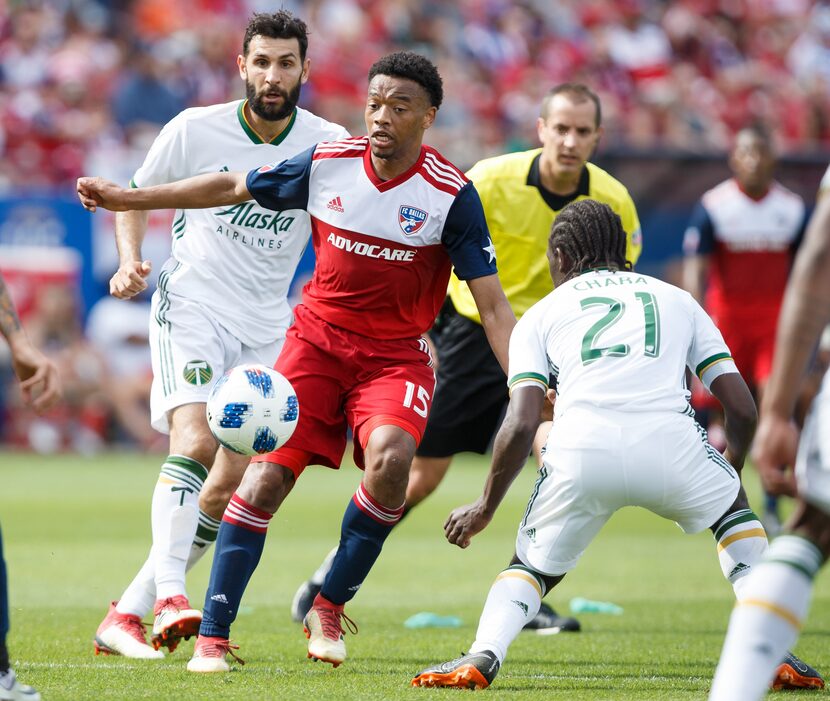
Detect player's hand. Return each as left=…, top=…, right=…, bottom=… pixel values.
left=444, top=499, right=492, bottom=548
left=10, top=341, right=61, bottom=413
left=751, top=414, right=799, bottom=497
left=77, top=177, right=129, bottom=212
left=110, top=260, right=152, bottom=299
left=540, top=388, right=556, bottom=421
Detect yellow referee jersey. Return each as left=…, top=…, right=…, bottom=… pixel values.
left=450, top=149, right=642, bottom=324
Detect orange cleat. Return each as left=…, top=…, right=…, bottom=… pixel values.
left=772, top=652, right=825, bottom=691
left=412, top=650, right=500, bottom=690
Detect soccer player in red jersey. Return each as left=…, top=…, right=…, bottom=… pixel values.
left=683, top=125, right=806, bottom=531
left=77, top=51, right=515, bottom=672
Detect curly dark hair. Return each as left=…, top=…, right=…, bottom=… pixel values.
left=368, top=51, right=443, bottom=108
left=243, top=10, right=309, bottom=61
left=549, top=200, right=631, bottom=279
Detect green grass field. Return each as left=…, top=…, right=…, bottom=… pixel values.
left=1, top=450, right=827, bottom=700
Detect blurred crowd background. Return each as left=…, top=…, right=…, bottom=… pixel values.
left=1, top=0, right=830, bottom=452
left=3, top=0, right=830, bottom=189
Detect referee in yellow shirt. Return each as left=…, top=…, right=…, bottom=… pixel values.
left=290, top=83, right=642, bottom=631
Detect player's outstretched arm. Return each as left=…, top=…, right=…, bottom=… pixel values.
left=710, top=372, right=756, bottom=473
left=445, top=386, right=543, bottom=548
left=77, top=172, right=251, bottom=213
left=0, top=274, right=61, bottom=413
left=752, top=191, right=830, bottom=496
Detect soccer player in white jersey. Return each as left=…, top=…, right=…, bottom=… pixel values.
left=77, top=51, right=515, bottom=673
left=411, top=199, right=821, bottom=691
left=708, top=168, right=830, bottom=699
left=91, top=11, right=349, bottom=660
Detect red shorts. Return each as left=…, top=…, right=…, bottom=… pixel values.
left=692, top=312, right=777, bottom=411
left=251, top=305, right=435, bottom=479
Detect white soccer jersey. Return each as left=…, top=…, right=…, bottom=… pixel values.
left=132, top=100, right=349, bottom=347
left=508, top=269, right=738, bottom=417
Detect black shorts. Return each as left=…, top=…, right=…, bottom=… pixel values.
left=417, top=300, right=508, bottom=457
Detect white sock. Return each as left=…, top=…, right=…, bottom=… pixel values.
left=469, top=566, right=544, bottom=664
left=709, top=536, right=823, bottom=701
left=713, top=509, right=768, bottom=601
left=116, top=552, right=157, bottom=618
left=152, top=455, right=207, bottom=600
left=185, top=510, right=221, bottom=571
left=115, top=508, right=219, bottom=618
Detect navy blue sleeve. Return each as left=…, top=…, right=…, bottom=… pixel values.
left=245, top=145, right=314, bottom=212
left=682, top=201, right=716, bottom=256
left=441, top=182, right=498, bottom=281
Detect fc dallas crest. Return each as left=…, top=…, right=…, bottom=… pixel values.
left=399, top=205, right=428, bottom=235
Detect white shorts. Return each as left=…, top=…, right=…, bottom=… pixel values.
left=796, top=373, right=830, bottom=514
left=516, top=408, right=741, bottom=576
left=149, top=290, right=284, bottom=433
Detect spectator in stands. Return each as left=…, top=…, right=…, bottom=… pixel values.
left=2, top=0, right=830, bottom=193
left=111, top=43, right=185, bottom=131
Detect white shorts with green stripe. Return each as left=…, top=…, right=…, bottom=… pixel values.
left=796, top=375, right=830, bottom=515
left=149, top=289, right=284, bottom=433
left=516, top=407, right=741, bottom=576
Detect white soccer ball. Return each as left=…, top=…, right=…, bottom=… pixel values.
left=206, top=364, right=299, bottom=456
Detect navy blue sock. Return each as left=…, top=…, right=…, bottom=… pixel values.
left=0, top=524, right=7, bottom=673
left=200, top=494, right=271, bottom=638
left=321, top=483, right=403, bottom=605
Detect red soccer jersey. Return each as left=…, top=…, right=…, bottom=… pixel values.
left=247, top=137, right=497, bottom=339
left=683, top=178, right=806, bottom=323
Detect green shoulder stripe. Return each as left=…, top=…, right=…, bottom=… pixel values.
left=696, top=353, right=732, bottom=379
left=509, top=372, right=548, bottom=389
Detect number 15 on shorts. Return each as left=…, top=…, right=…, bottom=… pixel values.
left=403, top=381, right=430, bottom=418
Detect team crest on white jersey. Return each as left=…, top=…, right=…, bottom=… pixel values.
left=399, top=205, right=428, bottom=235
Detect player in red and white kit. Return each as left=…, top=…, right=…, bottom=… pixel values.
left=683, top=125, right=806, bottom=530
left=76, top=51, right=516, bottom=673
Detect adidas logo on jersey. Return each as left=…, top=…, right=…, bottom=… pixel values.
left=327, top=196, right=344, bottom=213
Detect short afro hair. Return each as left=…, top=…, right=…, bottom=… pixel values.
left=368, top=51, right=443, bottom=109
left=243, top=10, right=309, bottom=61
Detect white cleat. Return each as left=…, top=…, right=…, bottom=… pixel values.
left=303, top=594, right=357, bottom=668
left=151, top=595, right=202, bottom=652
left=0, top=669, right=41, bottom=701
left=94, top=601, right=164, bottom=659
left=186, top=635, right=244, bottom=673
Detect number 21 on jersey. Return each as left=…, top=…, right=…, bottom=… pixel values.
left=580, top=292, right=661, bottom=365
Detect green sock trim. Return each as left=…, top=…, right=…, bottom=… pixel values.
left=713, top=510, right=759, bottom=542
left=766, top=535, right=825, bottom=579
left=765, top=557, right=816, bottom=581
left=165, top=454, right=208, bottom=480
left=195, top=510, right=220, bottom=543
left=195, top=524, right=219, bottom=543
left=505, top=564, right=547, bottom=596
